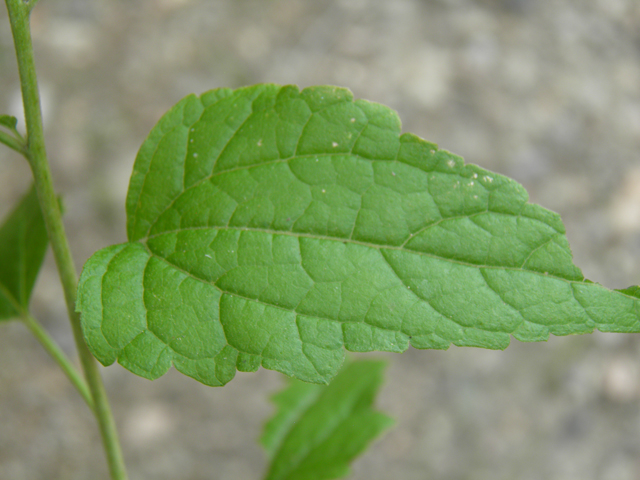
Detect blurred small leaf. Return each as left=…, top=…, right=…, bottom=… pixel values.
left=262, top=360, right=393, bottom=480
left=262, top=380, right=324, bottom=459
left=0, top=115, right=18, bottom=131
left=0, top=185, right=49, bottom=320
left=616, top=285, right=640, bottom=299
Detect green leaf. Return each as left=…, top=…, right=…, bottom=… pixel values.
left=0, top=185, right=49, bottom=320
left=0, top=114, right=18, bottom=131
left=77, top=84, right=640, bottom=386
left=261, top=360, right=393, bottom=480
left=262, top=379, right=325, bottom=458
left=615, top=285, right=640, bottom=299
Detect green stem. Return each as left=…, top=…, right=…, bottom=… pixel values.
left=0, top=128, right=27, bottom=156
left=0, top=280, right=94, bottom=409
left=4, top=2, right=128, bottom=479
left=25, top=0, right=39, bottom=14
left=22, top=312, right=95, bottom=410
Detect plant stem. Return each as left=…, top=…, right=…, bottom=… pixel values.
left=22, top=312, right=95, bottom=410
left=0, top=128, right=27, bottom=156
left=0, top=280, right=94, bottom=409
left=4, top=2, right=128, bottom=479
left=25, top=0, right=40, bottom=14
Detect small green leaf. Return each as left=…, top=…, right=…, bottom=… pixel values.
left=262, top=360, right=393, bottom=480
left=262, top=379, right=325, bottom=458
left=77, top=84, right=640, bottom=386
left=0, top=185, right=49, bottom=320
left=0, top=115, right=18, bottom=131
left=616, top=285, right=640, bottom=299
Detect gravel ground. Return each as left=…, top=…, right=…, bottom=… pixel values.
left=2, top=0, right=640, bottom=479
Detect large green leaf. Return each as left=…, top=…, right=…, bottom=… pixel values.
left=261, top=360, right=393, bottom=480
left=77, top=84, right=640, bottom=386
left=0, top=185, right=49, bottom=320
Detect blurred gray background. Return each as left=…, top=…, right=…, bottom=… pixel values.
left=2, top=0, right=640, bottom=479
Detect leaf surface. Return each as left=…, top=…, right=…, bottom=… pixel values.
left=0, top=185, right=49, bottom=320
left=77, top=84, right=640, bottom=386
left=261, top=360, right=392, bottom=480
